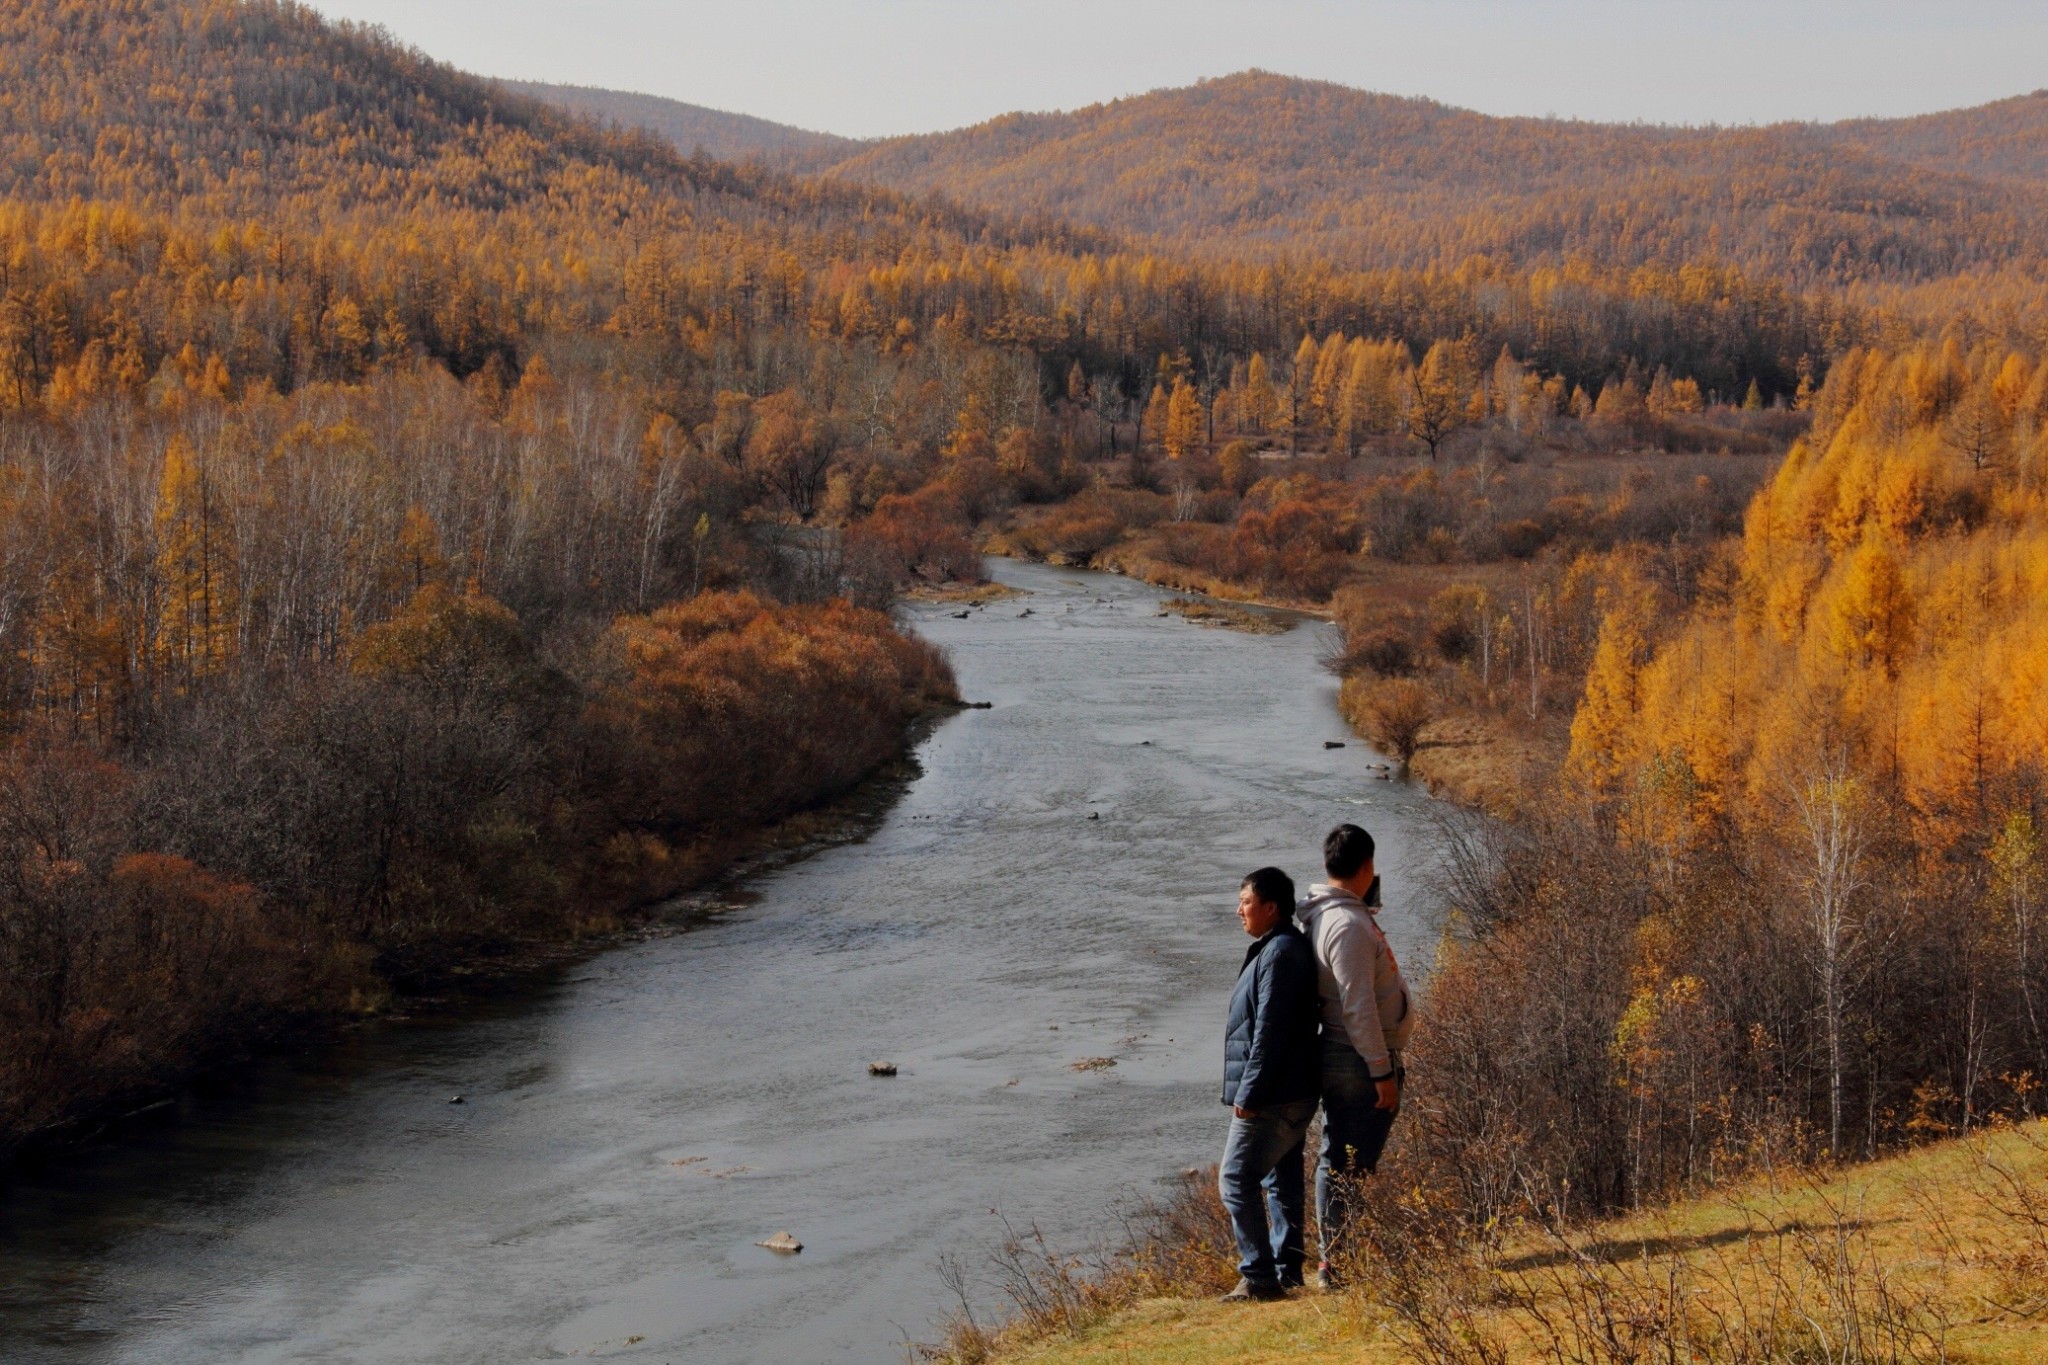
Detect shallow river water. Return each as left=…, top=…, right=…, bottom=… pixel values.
left=0, top=559, right=1445, bottom=1364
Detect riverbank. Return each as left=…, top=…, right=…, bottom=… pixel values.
left=7, top=737, right=943, bottom=1167
left=1418, top=711, right=1559, bottom=814
left=937, top=1121, right=2048, bottom=1364
left=1, top=591, right=958, bottom=1171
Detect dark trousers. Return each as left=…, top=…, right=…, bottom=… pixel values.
left=1316, top=1036, right=1400, bottom=1267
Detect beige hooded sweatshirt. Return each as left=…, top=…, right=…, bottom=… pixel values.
left=1297, top=882, right=1412, bottom=1077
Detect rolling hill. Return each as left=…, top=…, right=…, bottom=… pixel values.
left=516, top=70, right=2048, bottom=287
left=500, top=81, right=854, bottom=166
left=0, top=0, right=1029, bottom=250
left=1825, top=87, right=2048, bottom=187
left=816, top=72, right=2048, bottom=282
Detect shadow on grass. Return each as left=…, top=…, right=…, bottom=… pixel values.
left=1494, top=1217, right=1875, bottom=1273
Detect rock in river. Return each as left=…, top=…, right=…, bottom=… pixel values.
left=757, top=1232, right=804, bottom=1254
left=868, top=1062, right=898, bottom=1077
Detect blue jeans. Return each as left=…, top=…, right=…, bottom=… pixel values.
left=1316, top=1037, right=1399, bottom=1267
left=1218, top=1099, right=1315, bottom=1288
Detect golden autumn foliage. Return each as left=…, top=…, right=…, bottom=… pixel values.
left=1573, top=340, right=2048, bottom=852
left=153, top=436, right=239, bottom=682
left=820, top=71, right=2048, bottom=290
left=1338, top=348, right=2048, bottom=1210
left=1162, top=378, right=1203, bottom=459
left=1565, top=572, right=1659, bottom=792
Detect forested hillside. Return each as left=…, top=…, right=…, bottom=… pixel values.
left=0, top=0, right=1001, bottom=1157
left=515, top=68, right=2048, bottom=294
left=1826, top=88, right=2048, bottom=187
left=0, top=0, right=721, bottom=215
left=815, top=72, right=2048, bottom=286
left=502, top=80, right=854, bottom=166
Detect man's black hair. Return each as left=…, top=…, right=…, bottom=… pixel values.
left=1323, top=824, right=1376, bottom=880
left=1242, top=866, right=1295, bottom=915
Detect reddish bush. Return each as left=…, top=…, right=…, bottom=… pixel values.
left=1495, top=518, right=1550, bottom=559
left=590, top=592, right=957, bottom=835
left=850, top=489, right=982, bottom=585
left=1226, top=498, right=1352, bottom=601
left=0, top=744, right=289, bottom=1147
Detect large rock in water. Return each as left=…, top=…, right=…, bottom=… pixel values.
left=757, top=1232, right=803, bottom=1254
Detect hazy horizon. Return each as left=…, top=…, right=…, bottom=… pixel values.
left=304, top=0, right=2048, bottom=140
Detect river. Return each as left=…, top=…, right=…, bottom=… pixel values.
left=0, top=559, right=1444, bottom=1364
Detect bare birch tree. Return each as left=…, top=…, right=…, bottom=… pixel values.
left=1789, top=753, right=1871, bottom=1158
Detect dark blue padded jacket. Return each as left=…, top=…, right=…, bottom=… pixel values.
left=1222, top=922, right=1321, bottom=1110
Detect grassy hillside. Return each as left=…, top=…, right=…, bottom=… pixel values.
left=957, top=1123, right=2048, bottom=1364
left=501, top=80, right=855, bottom=166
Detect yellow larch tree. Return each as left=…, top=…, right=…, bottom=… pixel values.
left=1407, top=338, right=1475, bottom=460
left=1241, top=352, right=1275, bottom=435
left=1826, top=538, right=1915, bottom=678
left=1163, top=378, right=1204, bottom=460
left=154, top=435, right=240, bottom=683
left=1567, top=575, right=1661, bottom=796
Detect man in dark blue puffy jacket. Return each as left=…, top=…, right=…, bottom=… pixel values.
left=1217, top=866, right=1321, bottom=1301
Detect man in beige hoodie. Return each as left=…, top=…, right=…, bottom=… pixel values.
left=1296, top=823, right=1412, bottom=1290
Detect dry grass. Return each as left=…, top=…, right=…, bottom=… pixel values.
left=1334, top=674, right=1563, bottom=813
left=921, top=1172, right=1240, bottom=1363
left=933, top=1122, right=2048, bottom=1365
left=1159, top=597, right=1293, bottom=635
left=904, top=580, right=1024, bottom=604
left=1094, top=543, right=1339, bottom=616
left=1401, top=707, right=1562, bottom=816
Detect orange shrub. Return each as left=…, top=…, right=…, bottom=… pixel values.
left=591, top=591, right=957, bottom=835
left=849, top=489, right=982, bottom=584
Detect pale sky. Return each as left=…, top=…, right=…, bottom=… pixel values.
left=307, top=1, right=2048, bottom=139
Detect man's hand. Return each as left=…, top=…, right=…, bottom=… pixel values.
left=1373, top=1075, right=1400, bottom=1111
left=1233, top=1105, right=1260, bottom=1120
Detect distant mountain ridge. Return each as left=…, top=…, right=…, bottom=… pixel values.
left=0, top=0, right=761, bottom=219
left=816, top=72, right=2048, bottom=281
left=501, top=81, right=855, bottom=166
left=1824, top=89, right=2048, bottom=187
left=518, top=72, right=2048, bottom=285
left=0, top=0, right=1089, bottom=258
left=3, top=1, right=2032, bottom=300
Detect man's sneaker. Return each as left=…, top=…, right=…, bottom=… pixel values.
left=1313, top=1262, right=1341, bottom=1293
left=1219, top=1277, right=1286, bottom=1302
